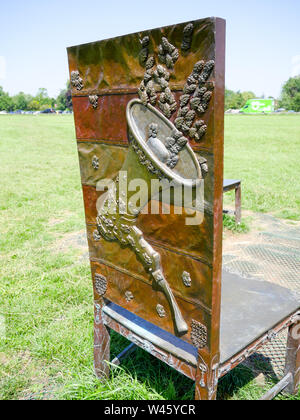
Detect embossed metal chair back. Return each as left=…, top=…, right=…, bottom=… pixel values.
left=68, top=17, right=226, bottom=400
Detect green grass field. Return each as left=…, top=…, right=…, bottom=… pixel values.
left=0, top=114, right=299, bottom=400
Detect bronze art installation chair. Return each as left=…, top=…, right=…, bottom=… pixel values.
left=67, top=17, right=300, bottom=400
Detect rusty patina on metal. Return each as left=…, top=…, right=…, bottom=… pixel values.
left=67, top=17, right=300, bottom=401
left=68, top=17, right=226, bottom=399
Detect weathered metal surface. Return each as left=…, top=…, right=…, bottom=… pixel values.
left=73, top=94, right=136, bottom=143
left=68, top=17, right=226, bottom=399
left=86, top=223, right=213, bottom=312
left=111, top=343, right=137, bottom=367
left=260, top=373, right=292, bottom=400
left=91, top=261, right=210, bottom=343
left=67, top=19, right=215, bottom=95
left=94, top=98, right=207, bottom=334
left=77, top=142, right=128, bottom=186
left=220, top=271, right=300, bottom=364
left=82, top=188, right=214, bottom=264
left=284, top=317, right=300, bottom=394
left=93, top=294, right=110, bottom=379
left=102, top=301, right=198, bottom=380
left=72, top=92, right=214, bottom=151
left=219, top=311, right=300, bottom=378
left=67, top=17, right=300, bottom=401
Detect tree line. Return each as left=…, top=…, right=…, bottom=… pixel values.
left=225, top=76, right=300, bottom=111
left=0, top=83, right=72, bottom=112
left=0, top=76, right=299, bottom=112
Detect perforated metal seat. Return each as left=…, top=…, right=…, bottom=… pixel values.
left=220, top=270, right=300, bottom=364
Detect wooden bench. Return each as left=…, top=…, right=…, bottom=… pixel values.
left=223, top=179, right=241, bottom=224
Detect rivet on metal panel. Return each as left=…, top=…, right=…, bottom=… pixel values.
left=93, top=230, right=101, bottom=242
left=92, top=155, right=99, bottom=170
left=182, top=271, right=192, bottom=287
left=156, top=304, right=166, bottom=318
left=89, top=95, right=99, bottom=109
left=125, top=291, right=134, bottom=302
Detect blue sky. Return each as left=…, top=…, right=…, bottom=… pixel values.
left=1, top=0, right=299, bottom=98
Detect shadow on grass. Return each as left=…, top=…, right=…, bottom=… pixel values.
left=110, top=331, right=195, bottom=400
left=110, top=333, right=280, bottom=400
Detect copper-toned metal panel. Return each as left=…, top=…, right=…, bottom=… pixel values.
left=78, top=142, right=128, bottom=185
left=74, top=91, right=214, bottom=151
left=68, top=19, right=215, bottom=95
left=87, top=224, right=212, bottom=311
left=137, top=203, right=213, bottom=265
left=91, top=261, right=211, bottom=347
left=68, top=17, right=226, bottom=398
left=83, top=186, right=213, bottom=263
left=81, top=185, right=100, bottom=224
left=73, top=94, right=137, bottom=142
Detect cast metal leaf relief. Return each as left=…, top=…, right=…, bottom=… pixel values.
left=198, top=363, right=208, bottom=387
left=125, top=291, right=134, bottom=302
left=197, top=354, right=219, bottom=399
left=175, top=60, right=215, bottom=142
left=93, top=229, right=101, bottom=242
left=89, top=95, right=98, bottom=109
left=92, top=155, right=99, bottom=170
left=181, top=23, right=194, bottom=51
left=94, top=273, right=107, bottom=296
left=139, top=36, right=150, bottom=67
left=138, top=35, right=214, bottom=152
left=158, top=37, right=179, bottom=69
left=138, top=64, right=177, bottom=119
left=96, top=152, right=188, bottom=334
left=70, top=70, right=83, bottom=91
left=182, top=271, right=192, bottom=287
left=146, top=123, right=187, bottom=170
left=128, top=333, right=154, bottom=353
left=191, top=319, right=207, bottom=349
left=156, top=304, right=166, bottom=318
left=155, top=66, right=177, bottom=118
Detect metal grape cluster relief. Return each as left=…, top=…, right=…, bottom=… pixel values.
left=92, top=28, right=215, bottom=336
left=138, top=27, right=214, bottom=144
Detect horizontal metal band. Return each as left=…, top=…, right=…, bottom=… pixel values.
left=102, top=301, right=198, bottom=367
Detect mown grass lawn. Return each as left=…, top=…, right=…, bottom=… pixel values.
left=0, top=114, right=299, bottom=400
left=224, top=114, right=300, bottom=220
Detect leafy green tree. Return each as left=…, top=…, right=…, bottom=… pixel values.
left=225, top=89, right=256, bottom=110
left=56, top=82, right=72, bottom=111
left=33, top=88, right=55, bottom=110
left=241, top=91, right=255, bottom=104
left=28, top=99, right=40, bottom=111
left=225, top=89, right=235, bottom=110
left=0, top=86, right=13, bottom=111
left=12, top=92, right=33, bottom=110
left=280, top=76, right=300, bottom=111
